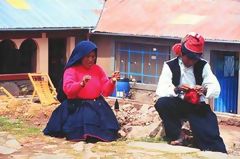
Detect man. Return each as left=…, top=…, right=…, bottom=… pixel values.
left=154, top=32, right=227, bottom=153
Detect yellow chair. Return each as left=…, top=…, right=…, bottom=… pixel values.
left=28, top=73, right=59, bottom=105
left=0, top=86, right=15, bottom=101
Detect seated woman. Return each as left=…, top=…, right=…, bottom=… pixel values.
left=43, top=40, right=120, bottom=143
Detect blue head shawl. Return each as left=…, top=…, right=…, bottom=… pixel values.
left=64, top=40, right=97, bottom=69
left=57, top=40, right=97, bottom=102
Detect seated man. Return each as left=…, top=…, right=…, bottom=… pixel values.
left=154, top=32, right=227, bottom=153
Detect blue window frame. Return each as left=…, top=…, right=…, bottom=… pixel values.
left=115, top=42, right=170, bottom=84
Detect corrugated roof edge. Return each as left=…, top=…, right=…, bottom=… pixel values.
left=92, top=31, right=240, bottom=44
left=0, top=27, right=95, bottom=31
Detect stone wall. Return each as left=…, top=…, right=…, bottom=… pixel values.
left=0, top=80, right=33, bottom=96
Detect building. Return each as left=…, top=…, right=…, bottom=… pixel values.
left=93, top=0, right=240, bottom=114
left=0, top=0, right=104, bottom=87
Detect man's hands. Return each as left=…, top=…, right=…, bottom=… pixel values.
left=194, top=85, right=207, bottom=96
left=174, top=84, right=207, bottom=95
left=80, top=75, right=91, bottom=87
left=174, top=84, right=191, bottom=94
left=111, top=71, right=120, bottom=83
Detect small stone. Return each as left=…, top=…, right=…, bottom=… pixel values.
left=43, top=145, right=58, bottom=149
left=197, top=151, right=229, bottom=159
left=0, top=145, right=17, bottom=154
left=5, top=139, right=21, bottom=149
left=71, top=142, right=84, bottom=152
left=118, top=130, right=126, bottom=137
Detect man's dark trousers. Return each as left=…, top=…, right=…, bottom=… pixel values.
left=155, top=97, right=227, bottom=153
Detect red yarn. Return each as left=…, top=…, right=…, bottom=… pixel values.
left=184, top=89, right=200, bottom=104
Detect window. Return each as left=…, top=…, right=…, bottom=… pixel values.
left=224, top=56, right=234, bottom=77
left=0, top=39, right=37, bottom=74
left=0, top=40, right=18, bottom=74
left=115, top=42, right=170, bottom=84
left=19, top=39, right=37, bottom=73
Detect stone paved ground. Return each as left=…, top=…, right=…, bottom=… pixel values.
left=0, top=97, right=240, bottom=158
left=0, top=130, right=239, bottom=159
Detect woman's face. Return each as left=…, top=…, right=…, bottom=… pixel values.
left=81, top=51, right=96, bottom=69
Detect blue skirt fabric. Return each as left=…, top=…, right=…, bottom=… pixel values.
left=43, top=96, right=120, bottom=141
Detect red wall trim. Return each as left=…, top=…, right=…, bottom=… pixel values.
left=0, top=73, right=29, bottom=81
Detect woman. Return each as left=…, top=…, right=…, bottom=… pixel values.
left=43, top=40, right=120, bottom=143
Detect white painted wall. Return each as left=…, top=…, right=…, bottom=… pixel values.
left=34, top=36, right=48, bottom=73
left=66, top=36, right=76, bottom=60
left=93, top=36, right=115, bottom=76
left=11, top=36, right=48, bottom=74
left=13, top=39, right=24, bottom=49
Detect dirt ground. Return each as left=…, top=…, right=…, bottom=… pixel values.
left=0, top=97, right=240, bottom=157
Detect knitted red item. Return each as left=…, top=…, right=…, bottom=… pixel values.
left=184, top=89, right=200, bottom=104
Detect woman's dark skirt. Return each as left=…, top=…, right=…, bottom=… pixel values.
left=43, top=96, right=120, bottom=142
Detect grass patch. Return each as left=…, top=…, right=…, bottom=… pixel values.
left=0, top=116, right=41, bottom=137
left=92, top=141, right=128, bottom=154
left=133, top=137, right=166, bottom=143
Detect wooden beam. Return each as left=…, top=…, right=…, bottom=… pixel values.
left=0, top=73, right=29, bottom=81
left=0, top=31, right=42, bottom=39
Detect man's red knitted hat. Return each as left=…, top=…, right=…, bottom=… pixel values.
left=172, top=32, right=205, bottom=60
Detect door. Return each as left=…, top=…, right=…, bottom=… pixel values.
left=211, top=51, right=238, bottom=113
left=48, top=38, right=67, bottom=89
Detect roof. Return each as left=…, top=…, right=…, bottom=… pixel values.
left=95, top=0, right=240, bottom=43
left=0, top=0, right=104, bottom=31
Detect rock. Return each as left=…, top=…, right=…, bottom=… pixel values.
left=196, top=151, right=230, bottom=159
left=43, top=145, right=58, bottom=149
left=10, top=154, right=29, bottom=159
left=149, top=122, right=162, bottom=138
left=128, top=142, right=200, bottom=153
left=71, top=142, right=84, bottom=152
left=118, top=130, right=127, bottom=137
left=139, top=104, right=149, bottom=114
left=24, top=103, right=43, bottom=118
left=16, top=80, right=33, bottom=95
left=127, top=123, right=161, bottom=139
left=30, top=153, right=74, bottom=159
left=148, top=106, right=156, bottom=113
left=233, top=141, right=240, bottom=149
left=0, top=132, right=8, bottom=136
left=5, top=139, right=21, bottom=149
left=7, top=134, right=15, bottom=139
left=0, top=145, right=17, bottom=155
left=127, top=149, right=164, bottom=156
left=217, top=113, right=240, bottom=127
left=1, top=82, right=20, bottom=96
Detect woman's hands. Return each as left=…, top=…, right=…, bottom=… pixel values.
left=111, top=71, right=120, bottom=83
left=79, top=71, right=121, bottom=88
left=80, top=75, right=91, bottom=87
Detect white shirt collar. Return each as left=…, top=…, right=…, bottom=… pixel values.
left=178, top=57, right=193, bottom=70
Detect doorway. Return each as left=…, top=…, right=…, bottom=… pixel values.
left=210, top=51, right=239, bottom=113
left=48, top=38, right=67, bottom=90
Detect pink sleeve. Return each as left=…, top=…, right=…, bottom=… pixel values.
left=98, top=66, right=115, bottom=97
left=63, top=68, right=83, bottom=98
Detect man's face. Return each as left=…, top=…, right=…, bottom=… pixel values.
left=182, top=55, right=198, bottom=68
